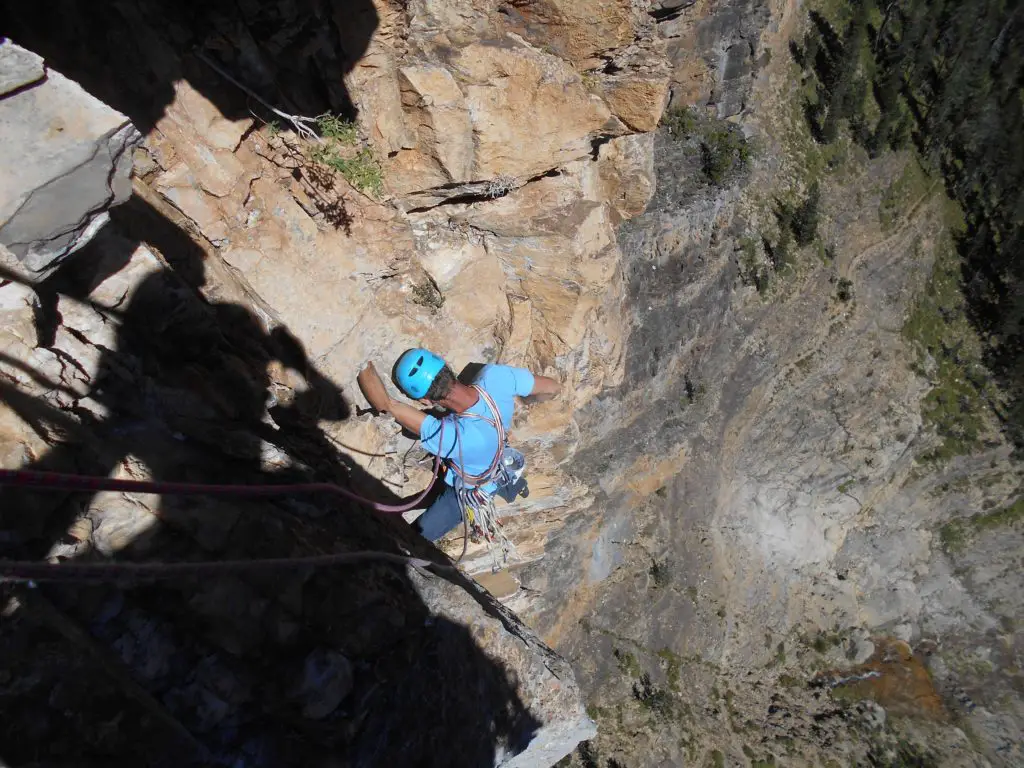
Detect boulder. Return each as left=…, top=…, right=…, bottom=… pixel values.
left=596, top=133, right=657, bottom=223
left=386, top=37, right=614, bottom=195
left=399, top=64, right=475, bottom=183
left=0, top=46, right=140, bottom=280
left=456, top=40, right=613, bottom=179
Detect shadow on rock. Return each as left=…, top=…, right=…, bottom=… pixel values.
left=0, top=184, right=540, bottom=768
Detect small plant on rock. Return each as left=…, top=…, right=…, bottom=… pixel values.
left=701, top=125, right=750, bottom=184
left=836, top=277, right=854, bottom=301
left=410, top=279, right=445, bottom=310
left=315, top=114, right=359, bottom=145
left=308, top=143, right=384, bottom=196
left=774, top=183, right=821, bottom=249
left=662, top=106, right=699, bottom=137
left=738, top=236, right=771, bottom=293
left=304, top=114, right=384, bottom=197
left=485, top=174, right=517, bottom=199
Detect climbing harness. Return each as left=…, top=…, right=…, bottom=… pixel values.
left=447, top=385, right=524, bottom=572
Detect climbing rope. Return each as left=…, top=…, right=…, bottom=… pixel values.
left=0, top=417, right=447, bottom=514
left=0, top=465, right=438, bottom=514
left=0, top=422, right=452, bottom=584
left=0, top=551, right=456, bottom=584
left=0, top=405, right=521, bottom=581
left=448, top=386, right=518, bottom=571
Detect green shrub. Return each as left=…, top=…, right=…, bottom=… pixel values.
left=411, top=279, right=444, bottom=309
left=775, top=184, right=821, bottom=249
left=632, top=673, right=675, bottom=719
left=701, top=125, right=750, bottom=184
left=309, top=144, right=384, bottom=196
left=738, top=237, right=770, bottom=292
left=662, top=106, right=699, bottom=137
left=315, top=114, right=358, bottom=145
left=613, top=648, right=642, bottom=677
left=836, top=277, right=853, bottom=301
left=791, top=183, right=821, bottom=245
left=648, top=558, right=672, bottom=588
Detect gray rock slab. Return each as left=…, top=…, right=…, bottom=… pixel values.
left=0, top=60, right=141, bottom=280
left=0, top=39, right=44, bottom=96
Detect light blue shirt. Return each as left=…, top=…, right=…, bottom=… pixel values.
left=419, top=364, right=535, bottom=489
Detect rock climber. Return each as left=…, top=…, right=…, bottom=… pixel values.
left=357, top=349, right=561, bottom=542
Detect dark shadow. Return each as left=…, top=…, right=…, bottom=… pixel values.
left=457, top=362, right=487, bottom=385
left=0, top=195, right=541, bottom=765
left=0, top=4, right=543, bottom=760
left=2, top=0, right=378, bottom=133
left=789, top=38, right=807, bottom=68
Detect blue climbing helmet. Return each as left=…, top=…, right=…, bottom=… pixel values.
left=394, top=348, right=447, bottom=399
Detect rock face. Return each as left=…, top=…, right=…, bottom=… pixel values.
left=655, top=0, right=770, bottom=115
left=0, top=0, right=669, bottom=759
left=0, top=37, right=44, bottom=94
left=0, top=41, right=140, bottom=279
left=0, top=223, right=596, bottom=765
left=509, top=1, right=1024, bottom=765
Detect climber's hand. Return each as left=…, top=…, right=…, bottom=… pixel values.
left=358, top=362, right=392, bottom=413
left=526, top=373, right=562, bottom=403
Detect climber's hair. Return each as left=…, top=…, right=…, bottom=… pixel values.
left=425, top=365, right=457, bottom=401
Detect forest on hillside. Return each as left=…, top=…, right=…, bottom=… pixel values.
left=792, top=0, right=1024, bottom=452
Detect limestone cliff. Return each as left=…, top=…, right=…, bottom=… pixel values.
left=3, top=0, right=670, bottom=552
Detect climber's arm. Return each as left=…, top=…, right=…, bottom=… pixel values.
left=357, top=362, right=427, bottom=432
left=387, top=399, right=427, bottom=433
left=530, top=375, right=562, bottom=397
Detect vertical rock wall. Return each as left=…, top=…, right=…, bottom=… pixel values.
left=3, top=0, right=674, bottom=569
left=0, top=1, right=676, bottom=764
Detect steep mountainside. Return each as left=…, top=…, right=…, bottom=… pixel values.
left=531, top=0, right=1024, bottom=765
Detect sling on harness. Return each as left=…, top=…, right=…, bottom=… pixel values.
left=447, top=385, right=525, bottom=570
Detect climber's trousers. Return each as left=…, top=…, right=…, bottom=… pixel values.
left=413, top=485, right=462, bottom=542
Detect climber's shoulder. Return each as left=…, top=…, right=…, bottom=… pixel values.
left=476, top=364, right=535, bottom=398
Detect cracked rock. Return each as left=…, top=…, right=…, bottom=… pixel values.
left=0, top=46, right=141, bottom=280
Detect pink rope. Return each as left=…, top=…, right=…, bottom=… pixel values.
left=0, top=423, right=444, bottom=514
left=0, top=425, right=453, bottom=584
